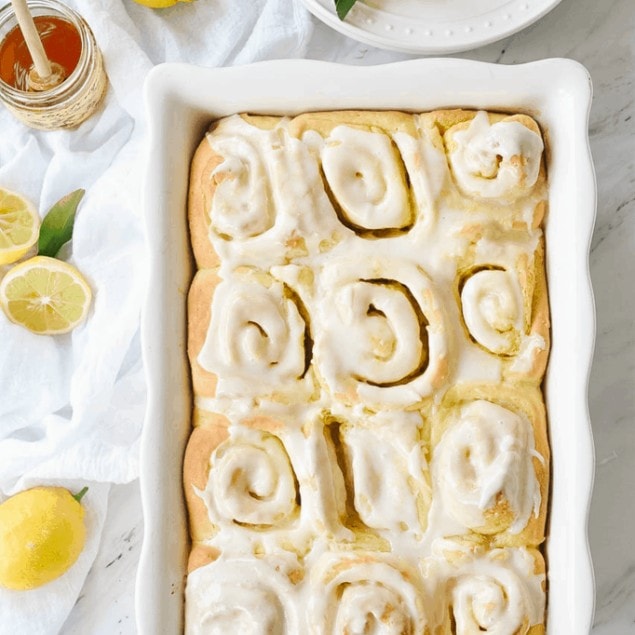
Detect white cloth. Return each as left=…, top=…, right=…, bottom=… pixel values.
left=0, top=2, right=313, bottom=633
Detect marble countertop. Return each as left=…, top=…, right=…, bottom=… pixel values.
left=60, top=0, right=635, bottom=632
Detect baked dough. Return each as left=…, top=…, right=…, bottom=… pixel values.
left=184, top=109, right=550, bottom=634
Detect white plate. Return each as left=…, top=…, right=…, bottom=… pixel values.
left=301, top=0, right=563, bottom=54
left=137, top=58, right=595, bottom=635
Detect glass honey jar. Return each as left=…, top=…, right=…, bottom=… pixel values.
left=0, top=0, right=108, bottom=129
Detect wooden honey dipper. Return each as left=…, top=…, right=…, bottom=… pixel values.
left=10, top=0, right=66, bottom=91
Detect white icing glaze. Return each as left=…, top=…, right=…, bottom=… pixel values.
left=448, top=111, right=544, bottom=201
left=336, top=280, right=422, bottom=384
left=309, top=553, right=428, bottom=635
left=282, top=422, right=351, bottom=540
left=313, top=258, right=448, bottom=408
left=208, top=116, right=348, bottom=268
left=208, top=120, right=275, bottom=240
left=431, top=540, right=545, bottom=635
left=321, top=126, right=412, bottom=231
left=341, top=411, right=429, bottom=537
left=461, top=269, right=524, bottom=355
left=197, top=276, right=308, bottom=400
left=205, top=428, right=297, bottom=527
left=433, top=400, right=541, bottom=534
left=188, top=111, right=549, bottom=632
left=194, top=417, right=353, bottom=557
left=394, top=125, right=447, bottom=230
left=185, top=554, right=300, bottom=635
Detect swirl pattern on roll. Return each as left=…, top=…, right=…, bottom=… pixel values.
left=452, top=572, right=531, bottom=635
left=205, top=429, right=298, bottom=528
left=461, top=268, right=523, bottom=355
left=321, top=126, right=413, bottom=233
left=185, top=555, right=299, bottom=635
left=315, top=259, right=448, bottom=407
left=446, top=112, right=544, bottom=201
left=443, top=546, right=545, bottom=635
left=338, top=279, right=425, bottom=386
left=433, top=400, right=540, bottom=535
left=208, top=123, right=275, bottom=240
left=197, top=276, right=308, bottom=398
left=310, top=554, right=427, bottom=635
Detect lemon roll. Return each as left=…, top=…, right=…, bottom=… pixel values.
left=321, top=126, right=413, bottom=233
left=435, top=541, right=546, bottom=635
left=314, top=258, right=449, bottom=409
left=460, top=268, right=524, bottom=356
left=433, top=400, right=541, bottom=537
left=185, top=554, right=301, bottom=635
left=309, top=552, right=429, bottom=635
left=445, top=111, right=544, bottom=202
left=202, top=428, right=299, bottom=529
left=338, top=411, right=431, bottom=537
left=206, top=117, right=276, bottom=241
left=196, top=270, right=313, bottom=403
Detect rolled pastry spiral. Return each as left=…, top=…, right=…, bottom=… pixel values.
left=461, top=269, right=523, bottom=355
left=445, top=546, right=544, bottom=635
left=197, top=277, right=308, bottom=397
left=452, top=572, right=532, bottom=635
left=321, top=125, right=413, bottom=232
left=315, top=259, right=448, bottom=407
left=185, top=556, right=299, bottom=635
left=207, top=429, right=298, bottom=527
left=434, top=400, right=540, bottom=535
left=337, top=279, right=426, bottom=386
left=208, top=126, right=274, bottom=240
left=447, top=112, right=544, bottom=201
left=311, top=555, right=428, bottom=635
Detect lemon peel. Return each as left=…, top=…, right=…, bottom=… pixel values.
left=0, top=487, right=87, bottom=590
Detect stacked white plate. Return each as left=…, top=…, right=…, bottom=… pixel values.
left=301, top=0, right=563, bottom=54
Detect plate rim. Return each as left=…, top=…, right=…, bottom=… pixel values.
left=301, top=0, right=564, bottom=54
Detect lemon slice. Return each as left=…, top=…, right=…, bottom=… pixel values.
left=0, top=188, right=40, bottom=265
left=0, top=256, right=92, bottom=334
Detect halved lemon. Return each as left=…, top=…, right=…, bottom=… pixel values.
left=0, top=188, right=40, bottom=265
left=0, top=256, right=92, bottom=334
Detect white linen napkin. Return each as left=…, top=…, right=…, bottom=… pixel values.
left=0, top=2, right=313, bottom=633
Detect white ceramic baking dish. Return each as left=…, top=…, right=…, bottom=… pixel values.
left=137, top=58, right=596, bottom=635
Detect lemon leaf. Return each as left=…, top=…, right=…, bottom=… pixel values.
left=335, top=0, right=357, bottom=20
left=37, top=189, right=85, bottom=258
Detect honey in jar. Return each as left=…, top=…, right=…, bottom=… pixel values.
left=0, top=15, right=81, bottom=90
left=0, top=0, right=108, bottom=129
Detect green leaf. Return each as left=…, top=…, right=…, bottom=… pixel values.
left=37, top=189, right=85, bottom=258
left=335, top=0, right=358, bottom=20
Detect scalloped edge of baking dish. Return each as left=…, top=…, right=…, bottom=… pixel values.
left=137, top=58, right=596, bottom=635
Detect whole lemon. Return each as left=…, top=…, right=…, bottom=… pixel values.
left=132, top=0, right=192, bottom=9
left=0, top=486, right=87, bottom=590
